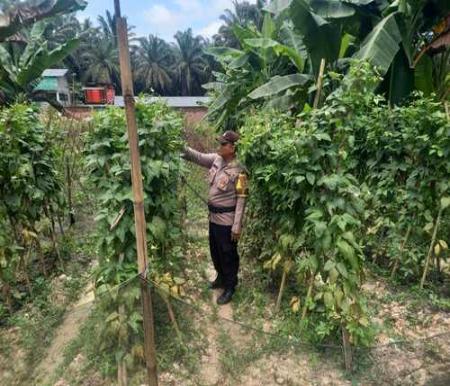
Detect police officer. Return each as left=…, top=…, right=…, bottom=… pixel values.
left=183, top=130, right=248, bottom=304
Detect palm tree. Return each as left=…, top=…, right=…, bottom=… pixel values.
left=172, top=29, right=209, bottom=96
left=97, top=10, right=137, bottom=48
left=135, top=35, right=174, bottom=95
left=214, top=0, right=267, bottom=47
left=98, top=10, right=117, bottom=43
left=82, top=37, right=119, bottom=87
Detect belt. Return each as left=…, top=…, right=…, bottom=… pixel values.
left=208, top=204, right=236, bottom=214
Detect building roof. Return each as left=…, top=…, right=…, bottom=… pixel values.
left=114, top=96, right=210, bottom=108
left=35, top=77, right=58, bottom=91
left=41, top=69, right=69, bottom=77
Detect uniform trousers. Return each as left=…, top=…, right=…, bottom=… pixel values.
left=209, top=222, right=239, bottom=290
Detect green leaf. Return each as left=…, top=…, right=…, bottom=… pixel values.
left=388, top=49, right=414, bottom=105
left=414, top=54, right=434, bottom=96
left=0, top=0, right=87, bottom=42
left=229, top=53, right=250, bottom=69
left=441, top=197, right=450, bottom=210
left=289, top=0, right=341, bottom=75
left=248, top=74, right=311, bottom=99
left=329, top=267, right=339, bottom=283
left=205, top=47, right=244, bottom=61
left=336, top=262, right=348, bottom=278
left=244, top=38, right=279, bottom=49
left=264, top=0, right=292, bottom=15
left=310, top=0, right=356, bottom=19
left=354, top=12, right=402, bottom=75
left=19, top=38, right=80, bottom=87
left=324, top=292, right=334, bottom=308
left=337, top=239, right=358, bottom=271
left=306, top=209, right=323, bottom=221
left=324, top=259, right=335, bottom=271
left=20, top=21, right=47, bottom=68
left=339, top=33, right=356, bottom=58
left=306, top=172, right=316, bottom=185
left=262, top=12, right=276, bottom=39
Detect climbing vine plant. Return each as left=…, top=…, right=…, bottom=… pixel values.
left=238, top=62, right=449, bottom=345
left=84, top=100, right=185, bottom=374
left=0, top=104, right=66, bottom=316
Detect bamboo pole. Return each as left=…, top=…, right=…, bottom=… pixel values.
left=313, top=59, right=326, bottom=109
left=275, top=268, right=287, bottom=313
left=420, top=205, right=443, bottom=289
left=301, top=271, right=315, bottom=321
left=114, top=1, right=158, bottom=385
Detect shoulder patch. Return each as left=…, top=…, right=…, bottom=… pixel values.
left=235, top=172, right=249, bottom=197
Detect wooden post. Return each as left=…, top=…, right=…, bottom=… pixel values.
left=420, top=205, right=443, bottom=289
left=275, top=268, right=287, bottom=313
left=313, top=59, right=326, bottom=109
left=114, top=1, right=158, bottom=385
left=341, top=324, right=352, bottom=372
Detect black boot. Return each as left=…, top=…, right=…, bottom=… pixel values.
left=209, top=276, right=224, bottom=290
left=217, top=288, right=234, bottom=305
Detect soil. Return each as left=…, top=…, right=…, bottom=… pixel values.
left=33, top=282, right=94, bottom=385
left=1, top=202, right=448, bottom=385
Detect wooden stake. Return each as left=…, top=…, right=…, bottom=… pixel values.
left=313, top=59, right=326, bottom=109
left=275, top=268, right=287, bottom=313
left=301, top=271, right=315, bottom=321
left=341, top=324, right=352, bottom=372
left=162, top=295, right=183, bottom=343
left=390, top=223, right=412, bottom=279
left=114, top=1, right=158, bottom=385
left=420, top=205, right=443, bottom=289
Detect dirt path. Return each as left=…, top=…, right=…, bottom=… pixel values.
left=33, top=283, right=94, bottom=385
left=198, top=265, right=234, bottom=385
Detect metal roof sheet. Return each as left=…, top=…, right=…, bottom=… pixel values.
left=42, top=69, right=68, bottom=77
left=114, top=96, right=210, bottom=108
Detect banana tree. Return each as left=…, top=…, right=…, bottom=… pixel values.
left=206, top=0, right=388, bottom=128
left=205, top=12, right=314, bottom=129
left=254, top=1, right=449, bottom=105
left=0, top=0, right=87, bottom=42
left=0, top=21, right=80, bottom=106
left=353, top=0, right=449, bottom=103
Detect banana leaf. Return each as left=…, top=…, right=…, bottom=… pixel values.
left=354, top=12, right=401, bottom=75
left=414, top=54, right=434, bottom=97
left=248, top=73, right=311, bottom=99
left=17, top=37, right=80, bottom=87
left=0, top=0, right=87, bottom=41
left=309, top=0, right=356, bottom=19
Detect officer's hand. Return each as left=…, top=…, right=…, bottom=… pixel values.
left=231, top=232, right=240, bottom=242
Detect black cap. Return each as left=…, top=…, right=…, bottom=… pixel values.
left=217, top=130, right=240, bottom=145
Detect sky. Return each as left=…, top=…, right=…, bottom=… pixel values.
left=78, top=0, right=257, bottom=41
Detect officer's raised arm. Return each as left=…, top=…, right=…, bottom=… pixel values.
left=182, top=146, right=217, bottom=169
